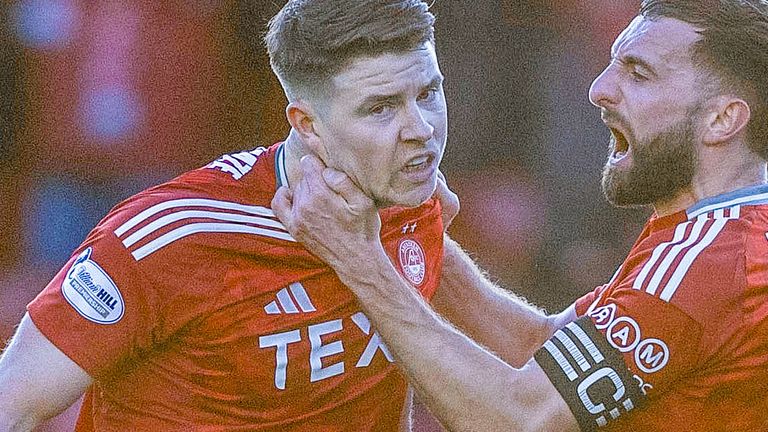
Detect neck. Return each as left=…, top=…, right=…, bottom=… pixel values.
left=281, top=129, right=310, bottom=189
left=653, top=158, right=768, bottom=217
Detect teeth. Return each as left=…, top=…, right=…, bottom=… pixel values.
left=407, top=156, right=429, bottom=167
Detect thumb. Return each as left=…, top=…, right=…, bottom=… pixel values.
left=433, top=170, right=460, bottom=230
left=271, top=186, right=294, bottom=228
left=299, top=154, right=327, bottom=191
left=322, top=168, right=373, bottom=211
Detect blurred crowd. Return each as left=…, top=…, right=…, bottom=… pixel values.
left=0, top=0, right=649, bottom=430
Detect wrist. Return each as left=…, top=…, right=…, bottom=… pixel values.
left=334, top=249, right=397, bottom=292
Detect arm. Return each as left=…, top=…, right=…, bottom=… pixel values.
left=0, top=313, right=92, bottom=431
left=399, top=386, right=413, bottom=432
left=433, top=235, right=575, bottom=367
left=334, top=248, right=579, bottom=432
left=272, top=156, right=580, bottom=432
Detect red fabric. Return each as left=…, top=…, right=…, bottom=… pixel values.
left=28, top=143, right=444, bottom=431
left=23, top=1, right=227, bottom=178
left=573, top=204, right=768, bottom=431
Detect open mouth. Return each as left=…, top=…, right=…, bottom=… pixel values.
left=403, top=154, right=435, bottom=172
left=610, top=128, right=630, bottom=161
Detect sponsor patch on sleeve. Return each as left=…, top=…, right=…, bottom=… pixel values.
left=61, top=247, right=125, bottom=324
left=534, top=316, right=647, bottom=431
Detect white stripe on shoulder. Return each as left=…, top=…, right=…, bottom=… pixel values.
left=632, top=220, right=692, bottom=291
left=131, top=222, right=295, bottom=260
left=728, top=205, right=741, bottom=219
left=231, top=151, right=258, bottom=166
left=644, top=214, right=709, bottom=296
left=658, top=207, right=736, bottom=301
left=208, top=161, right=245, bottom=180
left=121, top=209, right=286, bottom=248
left=221, top=155, right=249, bottom=177
left=115, top=198, right=276, bottom=236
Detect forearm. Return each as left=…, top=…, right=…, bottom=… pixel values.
left=433, top=235, right=554, bottom=367
left=0, top=412, right=36, bottom=432
left=336, top=252, right=576, bottom=432
left=0, top=315, right=91, bottom=432
left=0, top=368, right=42, bottom=432
left=1, top=336, right=43, bottom=432
left=399, top=387, right=413, bottom=432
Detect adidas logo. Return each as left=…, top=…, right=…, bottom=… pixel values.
left=264, top=282, right=316, bottom=314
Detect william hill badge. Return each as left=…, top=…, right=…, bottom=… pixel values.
left=398, top=239, right=426, bottom=286
left=62, top=247, right=125, bottom=324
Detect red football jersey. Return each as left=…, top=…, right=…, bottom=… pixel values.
left=28, top=143, right=444, bottom=431
left=561, top=185, right=768, bottom=431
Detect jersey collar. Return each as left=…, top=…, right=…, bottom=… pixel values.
left=274, top=143, right=289, bottom=190
left=686, top=183, right=768, bottom=219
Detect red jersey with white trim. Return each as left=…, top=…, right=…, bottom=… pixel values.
left=28, top=143, right=445, bottom=431
left=568, top=185, right=768, bottom=431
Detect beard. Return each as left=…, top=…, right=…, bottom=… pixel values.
left=601, top=119, right=697, bottom=208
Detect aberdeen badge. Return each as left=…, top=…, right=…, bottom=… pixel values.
left=398, top=239, right=426, bottom=286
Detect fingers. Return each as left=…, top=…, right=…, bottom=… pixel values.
left=433, top=170, right=460, bottom=230
left=297, top=154, right=373, bottom=212
left=321, top=168, right=373, bottom=212
left=271, top=186, right=294, bottom=228
left=434, top=170, right=458, bottom=207
left=299, top=154, right=328, bottom=194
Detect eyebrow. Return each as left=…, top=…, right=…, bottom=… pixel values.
left=624, top=55, right=658, bottom=76
left=359, top=75, right=445, bottom=108
left=611, top=51, right=659, bottom=78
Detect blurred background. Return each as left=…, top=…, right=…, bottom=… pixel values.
left=0, top=0, right=650, bottom=430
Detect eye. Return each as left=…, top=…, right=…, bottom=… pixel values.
left=629, top=66, right=649, bottom=82
left=418, top=87, right=438, bottom=102
left=631, top=71, right=647, bottom=82
left=370, top=103, right=393, bottom=115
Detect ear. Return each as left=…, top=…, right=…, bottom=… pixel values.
left=286, top=100, right=324, bottom=155
left=702, top=96, right=751, bottom=146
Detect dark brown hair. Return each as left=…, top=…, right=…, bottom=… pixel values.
left=641, top=0, right=768, bottom=159
left=265, top=0, right=435, bottom=101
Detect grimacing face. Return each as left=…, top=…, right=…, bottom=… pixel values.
left=311, top=43, right=448, bottom=208
left=589, top=16, right=709, bottom=208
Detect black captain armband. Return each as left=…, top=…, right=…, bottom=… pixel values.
left=534, top=316, right=647, bottom=431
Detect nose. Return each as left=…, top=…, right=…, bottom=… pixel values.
left=588, top=66, right=621, bottom=109
left=400, top=102, right=434, bottom=144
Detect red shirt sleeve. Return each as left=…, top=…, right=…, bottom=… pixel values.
left=28, top=225, right=162, bottom=379
left=584, top=288, right=703, bottom=396
left=574, top=284, right=606, bottom=317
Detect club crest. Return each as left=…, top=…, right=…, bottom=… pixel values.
left=398, top=239, right=426, bottom=286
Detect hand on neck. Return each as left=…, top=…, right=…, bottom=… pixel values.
left=282, top=129, right=314, bottom=189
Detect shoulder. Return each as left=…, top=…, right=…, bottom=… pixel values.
left=93, top=146, right=296, bottom=264
left=627, top=208, right=747, bottom=309
left=601, top=207, right=753, bottom=357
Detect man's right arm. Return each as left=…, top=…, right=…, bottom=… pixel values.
left=432, top=235, right=576, bottom=368
left=0, top=313, right=92, bottom=432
